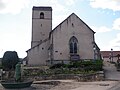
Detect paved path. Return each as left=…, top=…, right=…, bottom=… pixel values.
left=103, top=61, right=120, bottom=90
left=103, top=61, right=120, bottom=81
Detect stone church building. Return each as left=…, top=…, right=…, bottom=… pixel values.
left=26, top=6, right=101, bottom=66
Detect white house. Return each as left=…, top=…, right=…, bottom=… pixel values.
left=26, top=6, right=101, bottom=66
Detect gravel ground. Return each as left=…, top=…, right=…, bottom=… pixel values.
left=0, top=80, right=119, bottom=90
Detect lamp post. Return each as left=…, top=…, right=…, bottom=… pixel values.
left=111, top=48, right=113, bottom=62
left=0, top=69, right=3, bottom=80
left=93, top=47, right=96, bottom=61
left=109, top=53, right=111, bottom=62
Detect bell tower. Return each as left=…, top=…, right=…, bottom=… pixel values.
left=31, top=6, right=52, bottom=47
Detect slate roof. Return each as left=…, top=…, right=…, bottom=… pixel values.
left=33, top=6, right=52, bottom=11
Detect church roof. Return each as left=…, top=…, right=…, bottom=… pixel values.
left=26, top=38, right=49, bottom=52
left=51, top=13, right=95, bottom=34
left=33, top=6, right=52, bottom=11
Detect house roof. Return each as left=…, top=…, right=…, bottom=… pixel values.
left=26, top=38, right=49, bottom=52
left=101, top=51, right=120, bottom=58
left=92, top=41, right=100, bottom=50
left=33, top=6, right=52, bottom=11
left=50, top=13, right=95, bottom=34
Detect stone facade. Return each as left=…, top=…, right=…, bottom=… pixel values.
left=31, top=7, right=52, bottom=47
left=27, top=6, right=101, bottom=66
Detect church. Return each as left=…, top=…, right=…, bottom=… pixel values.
left=26, top=6, right=101, bottom=66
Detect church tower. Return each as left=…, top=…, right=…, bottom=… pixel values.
left=31, top=6, right=52, bottom=47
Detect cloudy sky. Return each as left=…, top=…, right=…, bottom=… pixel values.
left=0, top=0, right=120, bottom=58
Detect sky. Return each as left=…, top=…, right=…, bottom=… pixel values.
left=0, top=0, right=120, bottom=58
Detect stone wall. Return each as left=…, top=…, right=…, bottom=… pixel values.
left=24, top=71, right=104, bottom=82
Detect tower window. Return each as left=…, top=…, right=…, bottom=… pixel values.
left=72, top=23, right=74, bottom=27
left=40, top=12, right=44, bottom=19
left=55, top=51, right=58, bottom=53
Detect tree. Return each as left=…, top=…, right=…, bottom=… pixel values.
left=2, top=51, right=19, bottom=70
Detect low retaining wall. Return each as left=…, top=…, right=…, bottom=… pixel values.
left=25, top=71, right=104, bottom=82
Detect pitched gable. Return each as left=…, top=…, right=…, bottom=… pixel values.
left=51, top=13, right=95, bottom=34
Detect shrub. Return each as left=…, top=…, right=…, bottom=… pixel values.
left=50, top=63, right=65, bottom=69
left=2, top=51, right=19, bottom=70
left=48, top=60, right=103, bottom=75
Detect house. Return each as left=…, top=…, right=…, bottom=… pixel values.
left=101, top=51, right=120, bottom=63
left=26, top=6, right=101, bottom=66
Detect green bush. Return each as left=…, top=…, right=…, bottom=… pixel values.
left=69, top=60, right=103, bottom=71
left=2, top=51, right=19, bottom=70
left=50, top=63, right=66, bottom=69
left=24, top=60, right=103, bottom=76
left=50, top=60, right=103, bottom=72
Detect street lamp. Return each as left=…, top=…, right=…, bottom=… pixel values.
left=0, top=69, right=3, bottom=80
left=93, top=47, right=96, bottom=61
left=111, top=48, right=113, bottom=62
left=109, top=53, right=111, bottom=62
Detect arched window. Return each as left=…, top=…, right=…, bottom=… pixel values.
left=69, top=36, right=78, bottom=54
left=40, top=12, right=44, bottom=19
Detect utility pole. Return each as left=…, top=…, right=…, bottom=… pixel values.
left=111, top=48, right=113, bottom=62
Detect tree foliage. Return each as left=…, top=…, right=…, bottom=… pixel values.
left=2, top=51, right=19, bottom=70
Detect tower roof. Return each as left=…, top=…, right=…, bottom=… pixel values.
left=33, top=6, right=52, bottom=11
